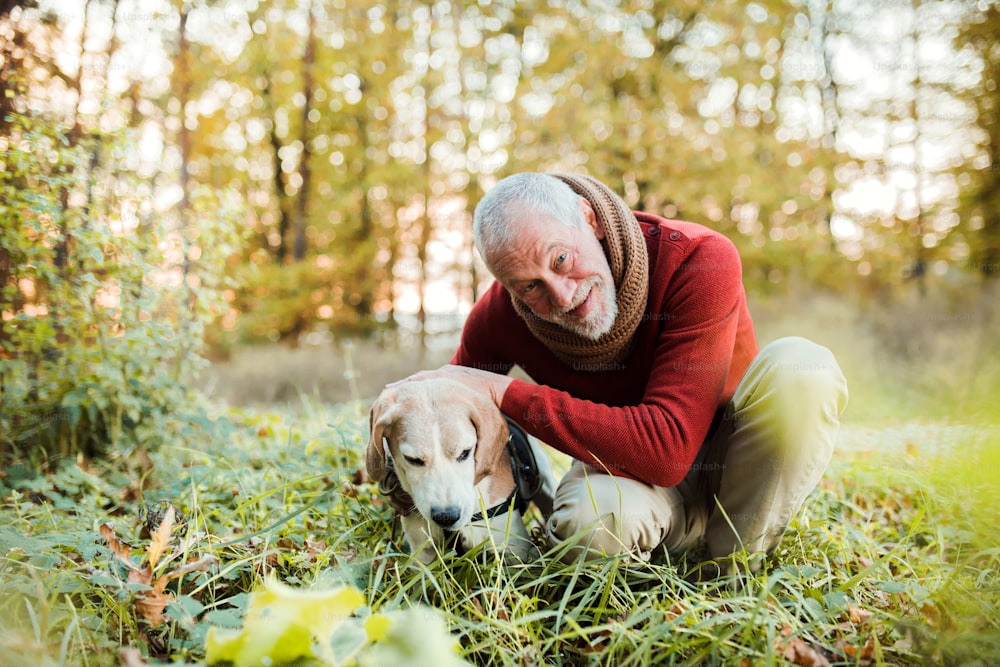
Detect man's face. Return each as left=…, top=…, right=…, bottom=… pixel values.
left=486, top=198, right=618, bottom=340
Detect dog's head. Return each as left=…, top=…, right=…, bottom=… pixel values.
left=365, top=377, right=510, bottom=531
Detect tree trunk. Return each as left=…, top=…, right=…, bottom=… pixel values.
left=417, top=145, right=432, bottom=360
left=293, top=0, right=315, bottom=262
left=906, top=0, right=928, bottom=297
left=260, top=72, right=291, bottom=263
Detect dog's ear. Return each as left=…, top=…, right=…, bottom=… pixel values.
left=366, top=388, right=397, bottom=483
left=467, top=391, right=511, bottom=480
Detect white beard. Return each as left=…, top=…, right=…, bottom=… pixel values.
left=537, top=276, right=618, bottom=341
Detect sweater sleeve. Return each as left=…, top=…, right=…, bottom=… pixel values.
left=500, top=235, right=744, bottom=487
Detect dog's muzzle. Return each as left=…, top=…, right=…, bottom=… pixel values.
left=446, top=415, right=542, bottom=555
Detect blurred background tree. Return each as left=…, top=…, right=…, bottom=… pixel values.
left=2, top=0, right=998, bottom=425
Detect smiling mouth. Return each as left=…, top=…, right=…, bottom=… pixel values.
left=566, top=286, right=594, bottom=318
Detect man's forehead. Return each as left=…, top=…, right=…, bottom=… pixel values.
left=490, top=228, right=574, bottom=277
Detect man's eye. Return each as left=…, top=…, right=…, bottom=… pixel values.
left=403, top=456, right=425, bottom=467
left=523, top=281, right=538, bottom=294
left=556, top=252, right=568, bottom=265
left=456, top=448, right=472, bottom=462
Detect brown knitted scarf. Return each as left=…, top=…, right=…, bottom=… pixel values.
left=511, top=173, right=649, bottom=370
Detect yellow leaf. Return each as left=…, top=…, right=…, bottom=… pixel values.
left=146, top=505, right=175, bottom=571
left=358, top=605, right=470, bottom=667
left=364, top=614, right=392, bottom=642
left=204, top=577, right=365, bottom=667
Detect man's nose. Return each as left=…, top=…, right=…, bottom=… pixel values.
left=548, top=276, right=578, bottom=310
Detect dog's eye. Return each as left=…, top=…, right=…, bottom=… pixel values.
left=456, top=448, right=472, bottom=462
left=403, top=455, right=425, bottom=467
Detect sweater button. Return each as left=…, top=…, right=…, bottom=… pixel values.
left=647, top=226, right=660, bottom=236
left=669, top=231, right=681, bottom=241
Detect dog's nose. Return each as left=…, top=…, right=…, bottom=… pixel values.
left=430, top=506, right=461, bottom=528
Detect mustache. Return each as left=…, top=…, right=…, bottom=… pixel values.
left=552, top=277, right=600, bottom=317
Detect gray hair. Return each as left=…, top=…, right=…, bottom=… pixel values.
left=473, top=173, right=584, bottom=269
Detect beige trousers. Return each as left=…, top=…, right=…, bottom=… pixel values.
left=545, top=337, right=848, bottom=569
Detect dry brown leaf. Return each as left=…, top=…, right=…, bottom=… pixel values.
left=836, top=636, right=876, bottom=665
left=126, top=566, right=153, bottom=588
left=99, top=517, right=217, bottom=629
left=138, top=554, right=219, bottom=627
left=146, top=506, right=175, bottom=571
left=775, top=632, right=833, bottom=667
left=485, top=592, right=510, bottom=622
left=305, top=539, right=327, bottom=562
left=921, top=601, right=944, bottom=628
left=169, top=554, right=219, bottom=578
left=847, top=604, right=874, bottom=624
left=100, top=523, right=141, bottom=572
left=665, top=600, right=689, bottom=620
left=134, top=590, right=174, bottom=627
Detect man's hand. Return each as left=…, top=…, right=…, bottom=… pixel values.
left=387, top=365, right=513, bottom=408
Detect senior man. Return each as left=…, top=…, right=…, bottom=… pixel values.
left=404, top=172, right=847, bottom=573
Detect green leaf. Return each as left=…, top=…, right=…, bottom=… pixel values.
left=876, top=581, right=908, bottom=594
left=203, top=608, right=244, bottom=629
left=168, top=594, right=206, bottom=622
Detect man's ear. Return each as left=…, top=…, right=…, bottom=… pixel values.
left=467, top=392, right=510, bottom=481
left=579, top=197, right=605, bottom=240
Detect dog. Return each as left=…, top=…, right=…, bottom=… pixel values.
left=366, top=377, right=556, bottom=563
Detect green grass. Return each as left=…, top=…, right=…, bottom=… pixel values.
left=1, top=397, right=999, bottom=666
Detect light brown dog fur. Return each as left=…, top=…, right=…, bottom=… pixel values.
left=367, top=377, right=554, bottom=563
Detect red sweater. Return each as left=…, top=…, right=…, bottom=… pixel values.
left=451, top=212, right=758, bottom=487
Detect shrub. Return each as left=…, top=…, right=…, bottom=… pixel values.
left=0, top=112, right=242, bottom=467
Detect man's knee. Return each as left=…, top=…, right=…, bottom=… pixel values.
left=545, top=470, right=685, bottom=562
left=741, top=337, right=848, bottom=440
left=757, top=336, right=847, bottom=408
left=546, top=476, right=632, bottom=560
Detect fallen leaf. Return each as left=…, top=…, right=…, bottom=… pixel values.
left=775, top=632, right=833, bottom=667
left=836, top=636, right=876, bottom=665
left=305, top=538, right=327, bottom=557
left=134, top=590, right=173, bottom=628
left=469, top=596, right=484, bottom=616
left=484, top=592, right=510, bottom=623
left=847, top=604, right=874, bottom=624
left=205, top=578, right=365, bottom=666
left=666, top=600, right=689, bottom=620
left=172, top=554, right=219, bottom=577
left=146, top=506, right=175, bottom=571
left=99, top=519, right=217, bottom=628
left=100, top=523, right=141, bottom=573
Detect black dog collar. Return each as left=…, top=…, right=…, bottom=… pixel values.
left=446, top=415, right=540, bottom=555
